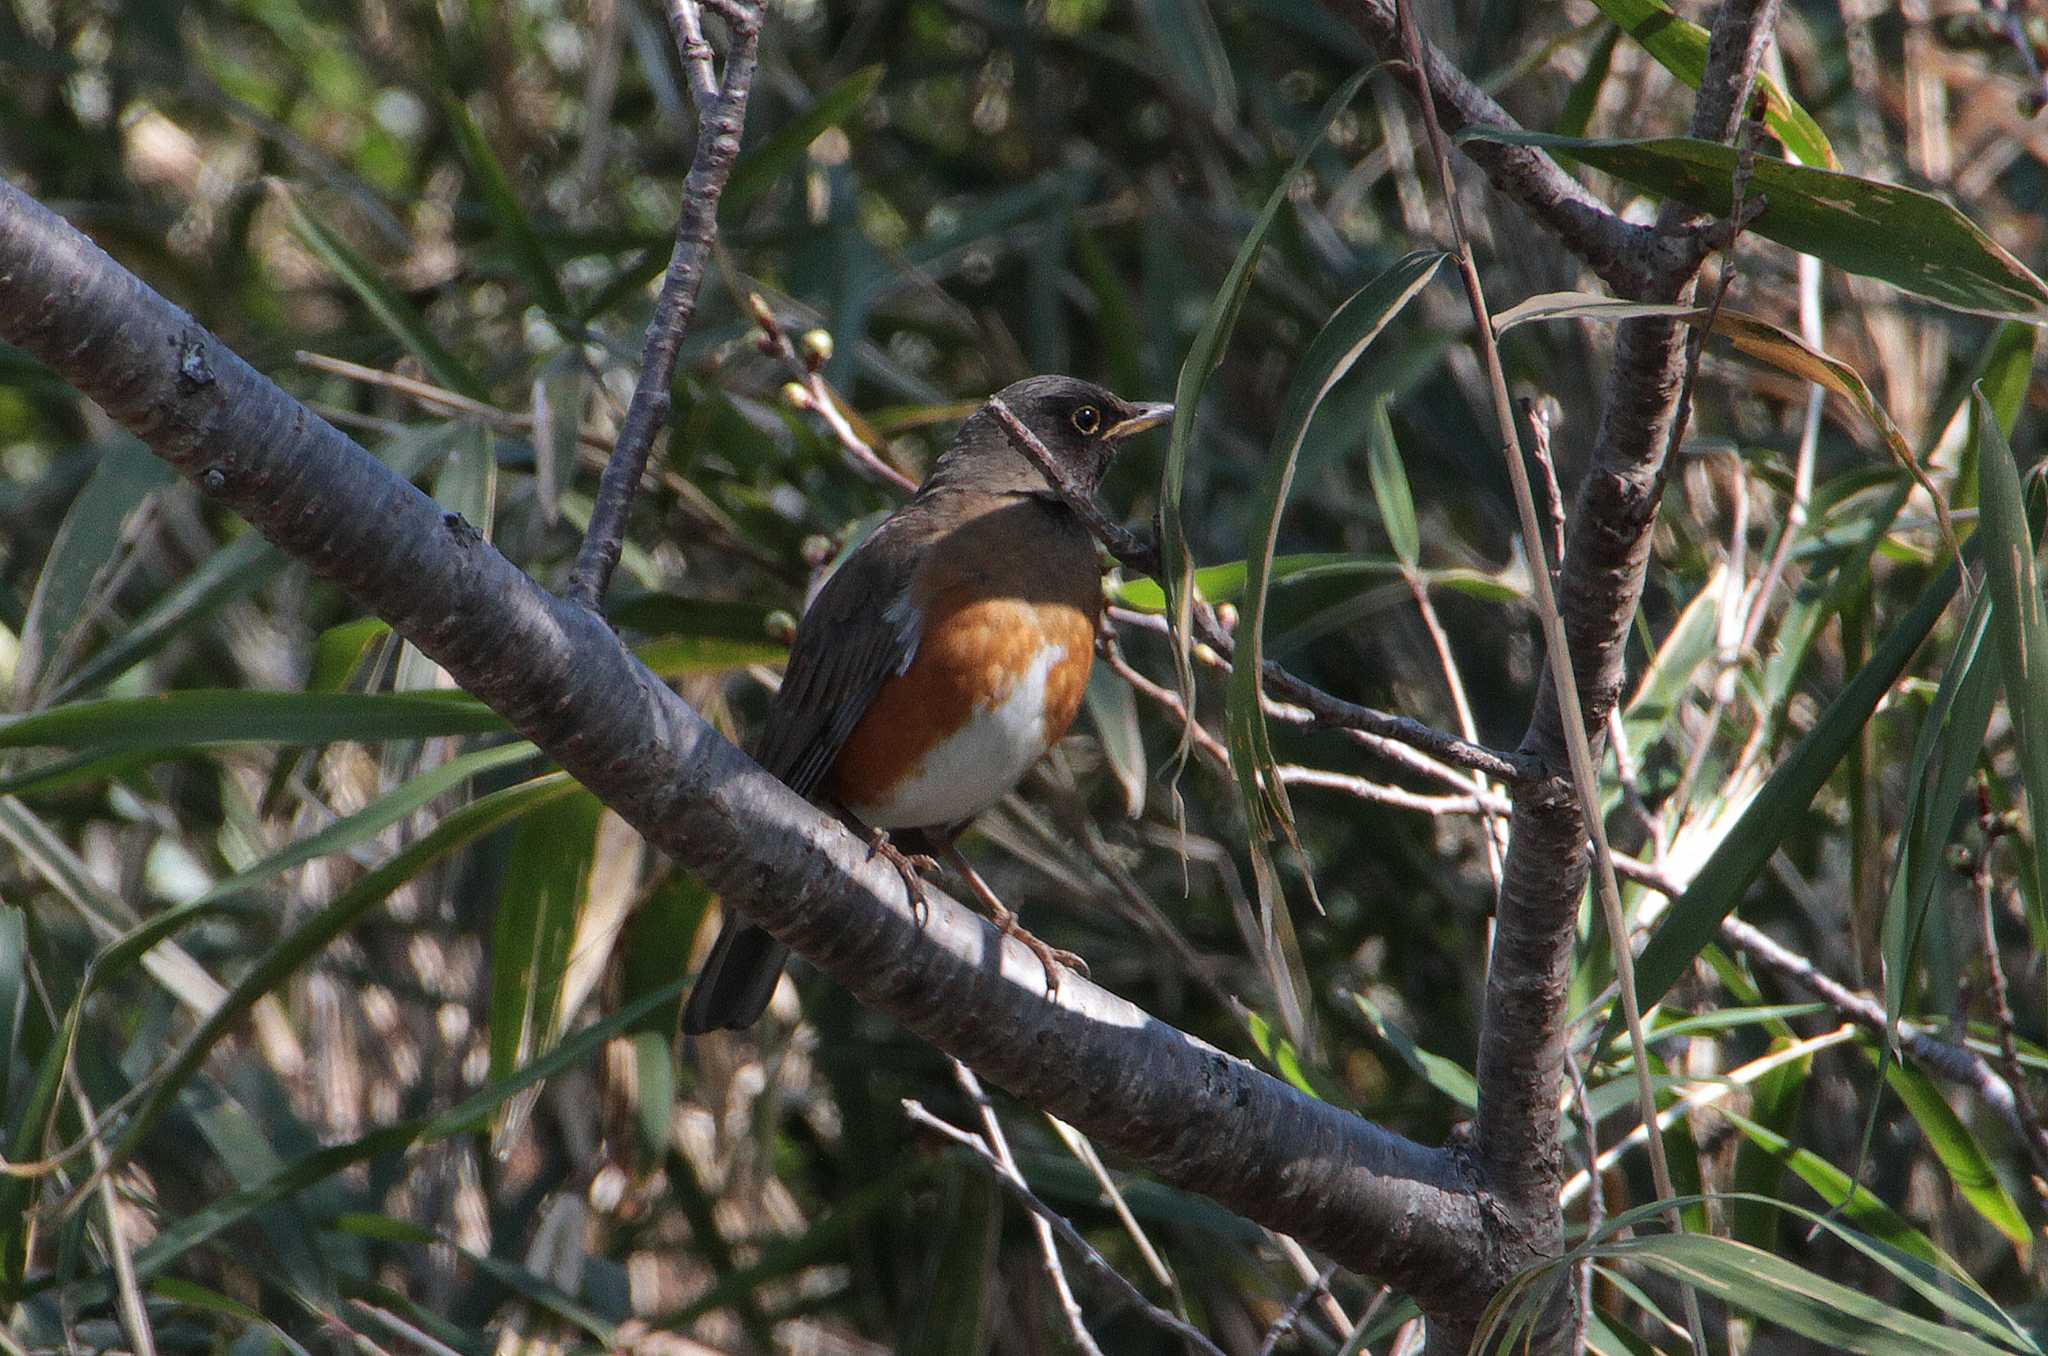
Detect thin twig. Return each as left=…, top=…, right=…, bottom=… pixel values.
left=903, top=1097, right=1229, bottom=1356
left=1106, top=606, right=1526, bottom=789
left=1972, top=788, right=2048, bottom=1196
left=1258, top=1262, right=1340, bottom=1356
left=1984, top=0, right=2048, bottom=115
left=1563, top=1047, right=1601, bottom=1356
left=1271, top=1232, right=1353, bottom=1337
left=566, top=0, right=764, bottom=608
left=951, top=1062, right=1104, bottom=1356
left=1045, top=1114, right=1189, bottom=1317
left=744, top=291, right=919, bottom=494
left=1402, top=567, right=1508, bottom=879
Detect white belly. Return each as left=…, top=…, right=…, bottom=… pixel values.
left=850, top=644, right=1067, bottom=829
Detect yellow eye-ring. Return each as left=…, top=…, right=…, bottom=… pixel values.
left=1071, top=405, right=1102, bottom=435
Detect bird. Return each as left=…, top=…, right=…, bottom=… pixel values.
left=681, top=375, right=1173, bottom=1033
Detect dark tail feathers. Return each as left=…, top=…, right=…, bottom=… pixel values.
left=681, top=918, right=790, bottom=1033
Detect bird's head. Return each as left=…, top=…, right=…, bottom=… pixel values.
left=939, top=374, right=1172, bottom=497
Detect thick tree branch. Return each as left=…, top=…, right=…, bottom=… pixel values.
left=1320, top=0, right=1692, bottom=295
left=565, top=0, right=762, bottom=609
left=1314, top=4, right=1782, bottom=1349
left=0, top=178, right=1507, bottom=1329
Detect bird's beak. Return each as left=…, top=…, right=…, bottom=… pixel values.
left=1104, top=401, right=1174, bottom=442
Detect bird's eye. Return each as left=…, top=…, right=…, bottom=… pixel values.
left=1071, top=405, right=1102, bottom=435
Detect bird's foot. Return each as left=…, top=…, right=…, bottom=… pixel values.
left=944, top=848, right=1088, bottom=997
left=866, top=828, right=939, bottom=926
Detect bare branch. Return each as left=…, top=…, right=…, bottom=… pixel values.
left=951, top=1062, right=1104, bottom=1356
left=566, top=0, right=764, bottom=608
left=905, top=1096, right=1227, bottom=1356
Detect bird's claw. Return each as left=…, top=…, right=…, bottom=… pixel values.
left=866, top=829, right=937, bottom=926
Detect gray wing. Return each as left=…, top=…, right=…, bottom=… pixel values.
left=751, top=517, right=924, bottom=797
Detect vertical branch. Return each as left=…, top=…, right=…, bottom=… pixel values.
left=565, top=0, right=764, bottom=609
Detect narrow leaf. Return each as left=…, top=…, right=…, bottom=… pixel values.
left=1158, top=67, right=1374, bottom=769
left=1974, top=389, right=2048, bottom=928
left=1229, top=248, right=1444, bottom=845
left=1583, top=0, right=1834, bottom=167
left=1458, top=131, right=2048, bottom=321
left=1363, top=398, right=1418, bottom=568
left=1492, top=291, right=1700, bottom=334
left=281, top=184, right=488, bottom=399
left=1881, top=1054, right=2031, bottom=1252
left=1706, top=309, right=1958, bottom=566
left=446, top=97, right=572, bottom=318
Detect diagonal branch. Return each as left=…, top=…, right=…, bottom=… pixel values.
left=1320, top=0, right=1694, bottom=295
left=565, top=0, right=763, bottom=609
left=0, top=175, right=1505, bottom=1332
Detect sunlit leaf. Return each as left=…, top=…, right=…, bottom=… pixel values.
left=1458, top=131, right=2048, bottom=320
left=1583, top=0, right=1834, bottom=166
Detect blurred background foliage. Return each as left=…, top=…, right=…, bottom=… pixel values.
left=3, top=0, right=2048, bottom=1350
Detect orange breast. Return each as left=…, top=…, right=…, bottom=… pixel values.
left=828, top=593, right=1095, bottom=829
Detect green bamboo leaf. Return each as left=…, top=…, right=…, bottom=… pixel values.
left=0, top=907, right=23, bottom=1126
left=1363, top=398, right=1418, bottom=568
left=1604, top=1232, right=2017, bottom=1356
left=724, top=65, right=886, bottom=214
left=1458, top=131, right=2048, bottom=321
left=1706, top=309, right=1958, bottom=566
left=1348, top=992, right=1477, bottom=1108
left=1719, top=1107, right=1942, bottom=1266
left=489, top=789, right=605, bottom=1141
left=1084, top=663, right=1146, bottom=817
left=1115, top=555, right=1512, bottom=612
left=1133, top=0, right=1237, bottom=128
left=1507, top=1191, right=2034, bottom=1355
left=1974, top=388, right=2048, bottom=928
left=1882, top=1051, right=2032, bottom=1250
left=0, top=690, right=505, bottom=754
left=1881, top=585, right=1995, bottom=1033
left=634, top=633, right=789, bottom=676
left=1229, top=249, right=1444, bottom=848
left=198, top=741, right=542, bottom=908
left=308, top=617, right=393, bottom=693
left=445, top=97, right=571, bottom=319
left=15, top=440, right=174, bottom=699
left=50, top=531, right=281, bottom=703
left=1491, top=291, right=1700, bottom=335
left=1582, top=0, right=1834, bottom=167
left=1158, top=66, right=1374, bottom=767
left=147, top=1278, right=316, bottom=1356
left=1557, top=23, right=1621, bottom=138
left=280, top=184, right=488, bottom=399
left=1629, top=551, right=1963, bottom=1022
